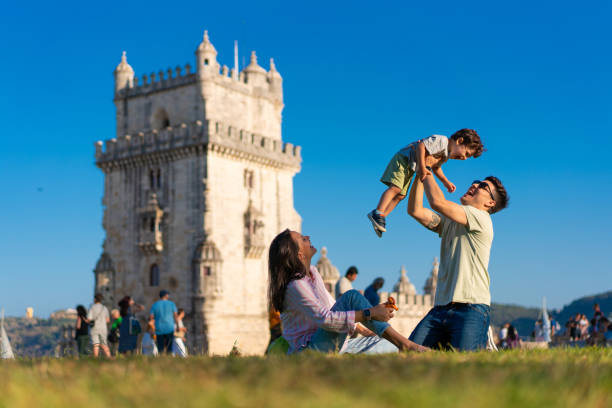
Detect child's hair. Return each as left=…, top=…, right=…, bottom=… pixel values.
left=178, top=308, right=184, bottom=315
left=450, top=129, right=485, bottom=158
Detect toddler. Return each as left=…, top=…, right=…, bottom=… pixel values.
left=367, top=129, right=484, bottom=237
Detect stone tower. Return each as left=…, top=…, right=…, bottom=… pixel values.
left=423, top=257, right=439, bottom=300
left=93, top=31, right=302, bottom=355
left=315, top=247, right=340, bottom=297
left=393, top=265, right=417, bottom=295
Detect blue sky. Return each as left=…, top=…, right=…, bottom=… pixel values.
left=1, top=1, right=610, bottom=317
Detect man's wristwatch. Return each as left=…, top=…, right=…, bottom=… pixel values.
left=363, top=308, right=371, bottom=321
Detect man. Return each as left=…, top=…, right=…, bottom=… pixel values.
left=149, top=290, right=178, bottom=354
left=87, top=293, right=112, bottom=358
left=364, top=277, right=385, bottom=306
left=335, top=266, right=359, bottom=299
left=407, top=172, right=509, bottom=350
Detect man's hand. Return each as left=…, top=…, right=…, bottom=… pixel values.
left=444, top=180, right=456, bottom=193
left=417, top=166, right=432, bottom=182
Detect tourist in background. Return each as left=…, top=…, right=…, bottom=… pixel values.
left=499, top=322, right=509, bottom=348
left=141, top=320, right=158, bottom=356
left=506, top=325, right=520, bottom=349
left=108, top=309, right=121, bottom=355
left=579, top=314, right=589, bottom=340
left=364, top=278, right=385, bottom=306
left=87, top=293, right=112, bottom=358
left=172, top=308, right=188, bottom=357
left=117, top=296, right=142, bottom=355
left=335, top=266, right=358, bottom=299
left=149, top=290, right=178, bottom=354
left=74, top=305, right=90, bottom=357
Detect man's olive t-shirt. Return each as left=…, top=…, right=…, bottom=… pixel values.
left=435, top=205, right=493, bottom=306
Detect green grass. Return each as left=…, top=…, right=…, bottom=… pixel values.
left=1, top=349, right=611, bottom=408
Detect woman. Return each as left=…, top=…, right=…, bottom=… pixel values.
left=506, top=325, right=520, bottom=349
left=268, top=229, right=428, bottom=354
left=75, top=305, right=90, bottom=356
left=117, top=296, right=142, bottom=355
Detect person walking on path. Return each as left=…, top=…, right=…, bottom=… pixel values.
left=117, top=296, right=142, bottom=355
left=74, top=305, right=91, bottom=357
left=149, top=290, right=178, bottom=354
left=364, top=278, right=385, bottom=306
left=268, top=229, right=428, bottom=354
left=407, top=173, right=509, bottom=350
left=335, top=266, right=358, bottom=299
left=87, top=293, right=112, bottom=358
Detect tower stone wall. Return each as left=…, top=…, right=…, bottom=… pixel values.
left=95, top=31, right=301, bottom=355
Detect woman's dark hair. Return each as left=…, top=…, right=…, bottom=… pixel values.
left=268, top=229, right=307, bottom=312
left=118, top=296, right=131, bottom=317
left=76, top=305, right=87, bottom=319
left=508, top=325, right=518, bottom=340
left=450, top=128, right=485, bottom=158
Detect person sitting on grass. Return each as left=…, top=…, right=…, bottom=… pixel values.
left=368, top=129, right=484, bottom=237
left=268, top=229, right=429, bottom=354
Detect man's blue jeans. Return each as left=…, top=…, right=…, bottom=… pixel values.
left=409, top=303, right=490, bottom=351
left=306, top=290, right=396, bottom=354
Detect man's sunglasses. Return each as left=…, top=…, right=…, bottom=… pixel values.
left=472, top=180, right=496, bottom=201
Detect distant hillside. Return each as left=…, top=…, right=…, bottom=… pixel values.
left=490, top=303, right=541, bottom=337
left=3, top=317, right=73, bottom=357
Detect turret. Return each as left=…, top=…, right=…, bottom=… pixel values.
left=243, top=51, right=267, bottom=88
left=114, top=51, right=134, bottom=93
left=393, top=265, right=417, bottom=295
left=267, top=58, right=283, bottom=103
left=195, top=30, right=219, bottom=79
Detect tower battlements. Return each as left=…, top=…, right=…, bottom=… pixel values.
left=115, top=63, right=197, bottom=100
left=95, top=120, right=301, bottom=171
left=114, top=31, right=283, bottom=104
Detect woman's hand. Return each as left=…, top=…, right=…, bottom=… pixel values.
left=370, top=303, right=394, bottom=322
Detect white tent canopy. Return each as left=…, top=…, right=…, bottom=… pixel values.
left=1, top=309, right=15, bottom=359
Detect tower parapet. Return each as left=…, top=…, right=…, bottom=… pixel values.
left=95, top=120, right=301, bottom=171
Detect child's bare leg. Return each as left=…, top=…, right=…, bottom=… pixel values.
left=376, top=185, right=402, bottom=215
left=381, top=194, right=406, bottom=216
left=93, top=344, right=100, bottom=357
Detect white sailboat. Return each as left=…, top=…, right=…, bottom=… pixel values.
left=1, top=309, right=15, bottom=359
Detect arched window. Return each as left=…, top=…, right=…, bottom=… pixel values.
left=150, top=218, right=155, bottom=232
left=156, top=169, right=161, bottom=189
left=149, top=171, right=155, bottom=189
left=152, top=108, right=170, bottom=130
left=150, top=264, right=160, bottom=286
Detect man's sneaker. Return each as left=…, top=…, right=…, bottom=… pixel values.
left=367, top=210, right=386, bottom=236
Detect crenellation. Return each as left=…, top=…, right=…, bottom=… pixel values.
left=96, top=120, right=300, bottom=170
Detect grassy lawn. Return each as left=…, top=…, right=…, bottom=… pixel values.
left=1, top=348, right=611, bottom=408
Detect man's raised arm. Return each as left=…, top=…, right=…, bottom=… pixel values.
left=422, top=173, right=467, bottom=226
left=407, top=175, right=442, bottom=233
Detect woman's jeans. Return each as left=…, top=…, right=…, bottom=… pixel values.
left=306, top=290, right=397, bottom=354
left=409, top=303, right=490, bottom=351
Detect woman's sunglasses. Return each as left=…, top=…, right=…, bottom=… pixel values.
left=471, top=180, right=496, bottom=201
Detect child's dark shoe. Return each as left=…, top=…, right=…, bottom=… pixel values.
left=367, top=210, right=386, bottom=237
